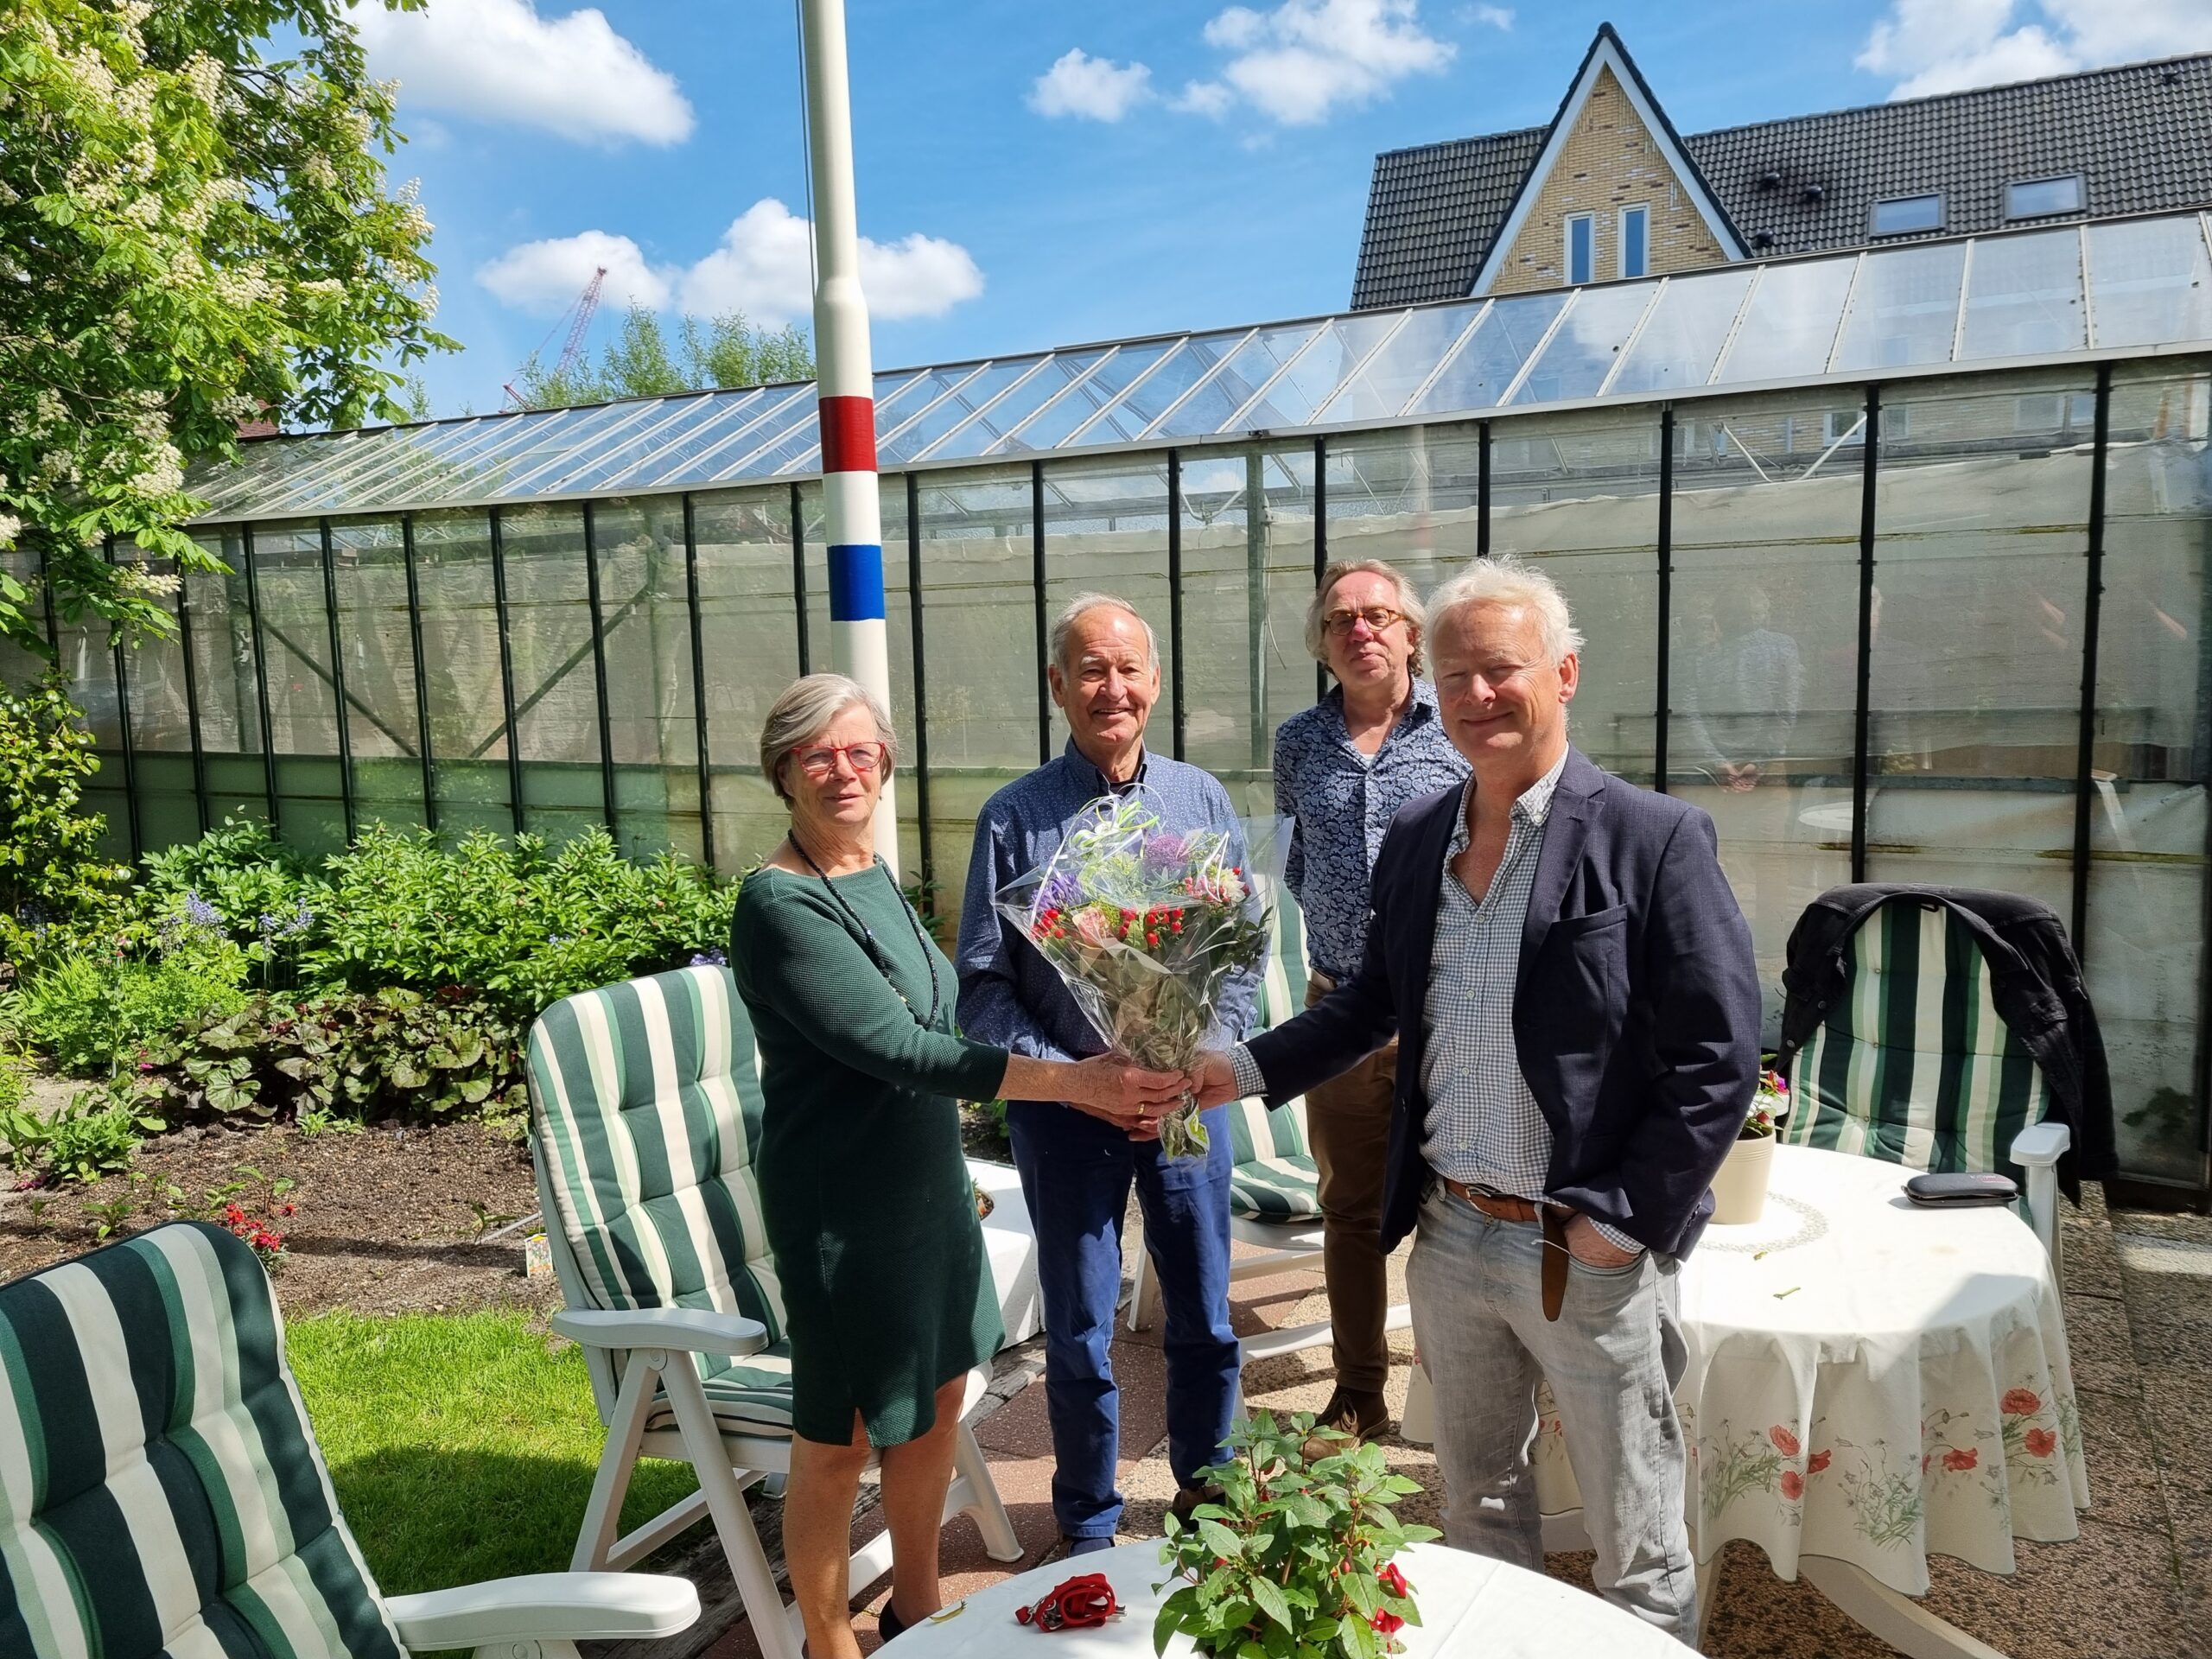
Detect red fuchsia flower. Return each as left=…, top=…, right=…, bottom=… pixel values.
left=281, top=1202, right=297, bottom=1217
left=1942, top=1447, right=1978, bottom=1473
left=1770, top=1425, right=1801, bottom=1457
left=1780, top=1471, right=1805, bottom=1500
left=2000, top=1389, right=2041, bottom=1417
left=1377, top=1563, right=1409, bottom=1598
left=1807, top=1450, right=1833, bottom=1475
left=1370, top=1610, right=1405, bottom=1636
left=2024, top=1428, right=2057, bottom=1458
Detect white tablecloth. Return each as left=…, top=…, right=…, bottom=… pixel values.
left=1533, top=1146, right=2089, bottom=1594
left=883, top=1541, right=1688, bottom=1658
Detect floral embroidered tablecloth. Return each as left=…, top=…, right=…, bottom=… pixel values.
left=1533, top=1145, right=2088, bottom=1596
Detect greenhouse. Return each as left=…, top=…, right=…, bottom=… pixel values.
left=9, top=207, right=2212, bottom=1199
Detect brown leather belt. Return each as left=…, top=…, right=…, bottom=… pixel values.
left=1441, top=1178, right=1570, bottom=1322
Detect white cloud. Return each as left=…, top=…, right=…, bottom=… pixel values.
left=1858, top=0, right=2212, bottom=100
left=476, top=229, right=671, bottom=315
left=353, top=0, right=694, bottom=146
left=1465, top=4, right=1514, bottom=29
left=1029, top=48, right=1154, bottom=121
left=1171, top=79, right=1236, bottom=118
left=1204, top=0, right=1454, bottom=125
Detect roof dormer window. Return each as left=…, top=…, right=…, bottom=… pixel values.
left=2006, top=175, right=2085, bottom=219
left=1871, top=194, right=1943, bottom=236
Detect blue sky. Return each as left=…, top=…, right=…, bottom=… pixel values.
left=359, top=0, right=2212, bottom=416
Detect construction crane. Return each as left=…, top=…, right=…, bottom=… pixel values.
left=502, top=265, right=607, bottom=410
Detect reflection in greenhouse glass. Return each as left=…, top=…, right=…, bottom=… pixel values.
left=1711, top=257, right=1859, bottom=385
left=594, top=496, right=701, bottom=861
left=1957, top=229, right=2084, bottom=359
left=1150, top=324, right=1320, bottom=438
left=881, top=359, right=1040, bottom=463
left=1512, top=283, right=1657, bottom=405
left=1039, top=457, right=1173, bottom=764
left=1409, top=290, right=1568, bottom=416
left=1245, top=312, right=1406, bottom=429
left=327, top=517, right=427, bottom=833
left=2087, top=215, right=2212, bottom=349
left=2088, top=367, right=2212, bottom=1186
left=1831, top=241, right=1968, bottom=372
left=1325, top=424, right=1482, bottom=600
left=874, top=476, right=924, bottom=883
left=116, top=550, right=200, bottom=851
left=1489, top=410, right=1662, bottom=783
left=250, top=521, right=347, bottom=855
left=1608, top=269, right=1753, bottom=395
left=692, top=487, right=802, bottom=872
left=1864, top=372, right=2092, bottom=921
left=1668, top=392, right=1861, bottom=1035
left=1317, top=303, right=1484, bottom=423
left=181, top=530, right=267, bottom=828
left=412, top=510, right=514, bottom=837
left=501, top=504, right=603, bottom=847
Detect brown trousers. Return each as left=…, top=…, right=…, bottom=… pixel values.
left=1302, top=972, right=1398, bottom=1394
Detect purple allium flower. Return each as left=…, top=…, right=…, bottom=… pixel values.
left=1039, top=871, right=1084, bottom=912
left=690, top=948, right=728, bottom=968
left=1141, top=833, right=1192, bottom=878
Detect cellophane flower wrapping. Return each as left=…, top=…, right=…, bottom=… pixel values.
left=997, top=791, right=1281, bottom=1158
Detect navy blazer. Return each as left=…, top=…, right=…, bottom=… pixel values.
left=1244, top=747, right=1761, bottom=1259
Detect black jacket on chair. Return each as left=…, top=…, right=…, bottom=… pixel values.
left=1775, top=884, right=2117, bottom=1198
left=1242, top=747, right=1764, bottom=1260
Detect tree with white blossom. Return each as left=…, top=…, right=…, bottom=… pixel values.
left=0, top=0, right=452, bottom=656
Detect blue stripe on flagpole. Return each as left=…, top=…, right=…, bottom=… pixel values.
left=827, top=543, right=887, bottom=621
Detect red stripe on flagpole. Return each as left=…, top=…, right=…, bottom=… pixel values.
left=818, top=395, right=877, bottom=474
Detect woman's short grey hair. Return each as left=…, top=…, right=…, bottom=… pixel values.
left=1305, top=558, right=1428, bottom=677
left=1049, top=592, right=1158, bottom=677
left=1426, top=556, right=1586, bottom=664
left=758, top=673, right=897, bottom=802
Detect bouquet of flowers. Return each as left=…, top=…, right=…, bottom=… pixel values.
left=998, top=791, right=1275, bottom=1157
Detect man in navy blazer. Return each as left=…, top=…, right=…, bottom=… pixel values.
left=1192, top=556, right=1759, bottom=1643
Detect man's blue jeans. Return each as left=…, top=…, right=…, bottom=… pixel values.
left=1008, top=1099, right=1240, bottom=1541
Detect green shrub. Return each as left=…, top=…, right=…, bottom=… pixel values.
left=0, top=676, right=133, bottom=961
left=18, top=937, right=251, bottom=1077
left=41, top=1091, right=162, bottom=1183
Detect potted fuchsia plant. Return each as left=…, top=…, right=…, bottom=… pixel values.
left=1711, top=1067, right=1789, bottom=1224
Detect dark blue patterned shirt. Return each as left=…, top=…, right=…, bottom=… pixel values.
left=1273, top=680, right=1470, bottom=980
left=956, top=741, right=1261, bottom=1062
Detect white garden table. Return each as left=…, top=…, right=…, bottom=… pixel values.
left=883, top=1540, right=1690, bottom=1657
left=1527, top=1144, right=2088, bottom=1658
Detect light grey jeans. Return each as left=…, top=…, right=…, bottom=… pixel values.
left=1405, top=1179, right=1698, bottom=1645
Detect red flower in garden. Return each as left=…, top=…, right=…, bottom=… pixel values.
left=1942, top=1447, right=1978, bottom=1473
left=1769, top=1425, right=1801, bottom=1456
left=1370, top=1610, right=1405, bottom=1636
left=1780, top=1471, right=1805, bottom=1500
left=1807, top=1450, right=1833, bottom=1475
left=2000, top=1388, right=2042, bottom=1417
left=1378, top=1563, right=1409, bottom=1598
left=2024, top=1428, right=2057, bottom=1458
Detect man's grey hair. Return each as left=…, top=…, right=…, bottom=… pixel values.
left=1304, top=558, right=1429, bottom=677
left=759, top=672, right=897, bottom=802
left=1426, top=556, right=1586, bottom=664
left=1048, top=592, right=1159, bottom=677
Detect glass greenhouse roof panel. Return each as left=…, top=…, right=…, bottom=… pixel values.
left=499, top=399, right=672, bottom=495
left=1068, top=334, right=1230, bottom=444
left=1708, top=257, right=1858, bottom=385
left=1241, top=312, right=1405, bottom=429
left=543, top=391, right=759, bottom=495
left=926, top=348, right=1105, bottom=459
left=1957, top=228, right=2084, bottom=360
left=1317, top=302, right=1485, bottom=423
left=1831, top=240, right=1969, bottom=372
left=880, top=359, right=1038, bottom=463
left=306, top=410, right=553, bottom=514
left=1511, top=283, right=1658, bottom=404
left=646, top=383, right=816, bottom=486
left=1606, top=269, right=1754, bottom=395
left=2087, top=215, right=2212, bottom=348
left=1407, top=290, right=1569, bottom=416
left=1014, top=338, right=1182, bottom=450
left=601, top=383, right=805, bottom=489
left=1151, top=323, right=1322, bottom=438
left=696, top=391, right=823, bottom=481
left=770, top=365, right=944, bottom=474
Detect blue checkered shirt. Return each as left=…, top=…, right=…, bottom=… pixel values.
left=957, top=741, right=1261, bottom=1062
left=1273, top=680, right=1470, bottom=982
left=1233, top=748, right=1635, bottom=1251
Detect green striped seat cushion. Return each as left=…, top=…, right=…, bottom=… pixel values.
left=1783, top=899, right=2051, bottom=1185
left=1253, top=874, right=1310, bottom=1032
left=528, top=966, right=792, bottom=1420
left=0, top=1220, right=405, bottom=1659
left=1223, top=876, right=1320, bottom=1221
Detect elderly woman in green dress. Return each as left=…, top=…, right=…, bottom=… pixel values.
left=730, top=673, right=1184, bottom=1657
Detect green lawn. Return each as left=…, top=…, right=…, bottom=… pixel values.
left=288, top=1310, right=702, bottom=1594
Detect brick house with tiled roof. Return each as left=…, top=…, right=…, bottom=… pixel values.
left=1351, top=22, right=2212, bottom=309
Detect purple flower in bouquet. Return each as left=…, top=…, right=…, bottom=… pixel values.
left=1141, top=831, right=1192, bottom=880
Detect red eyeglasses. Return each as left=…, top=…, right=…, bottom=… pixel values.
left=789, top=741, right=888, bottom=779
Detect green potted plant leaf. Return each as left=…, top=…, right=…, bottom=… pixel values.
left=1154, top=1409, right=1439, bottom=1658
left=1712, top=1066, right=1789, bottom=1224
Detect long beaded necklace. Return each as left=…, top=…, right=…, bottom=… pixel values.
left=786, top=831, right=944, bottom=1027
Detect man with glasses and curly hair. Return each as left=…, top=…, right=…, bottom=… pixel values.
left=1271, top=559, right=1467, bottom=1445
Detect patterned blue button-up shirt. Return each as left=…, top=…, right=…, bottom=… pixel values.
left=957, top=741, right=1261, bottom=1062
left=1273, top=680, right=1469, bottom=981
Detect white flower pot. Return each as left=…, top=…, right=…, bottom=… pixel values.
left=1711, top=1131, right=1777, bottom=1224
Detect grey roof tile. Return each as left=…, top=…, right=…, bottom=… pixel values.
left=1353, top=50, right=2212, bottom=308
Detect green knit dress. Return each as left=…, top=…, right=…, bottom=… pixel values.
left=729, top=863, right=1008, bottom=1447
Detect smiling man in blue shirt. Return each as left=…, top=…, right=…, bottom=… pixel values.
left=957, top=592, right=1257, bottom=1561
left=1271, top=559, right=1465, bottom=1445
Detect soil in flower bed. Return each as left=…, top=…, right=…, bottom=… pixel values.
left=0, top=1120, right=558, bottom=1317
